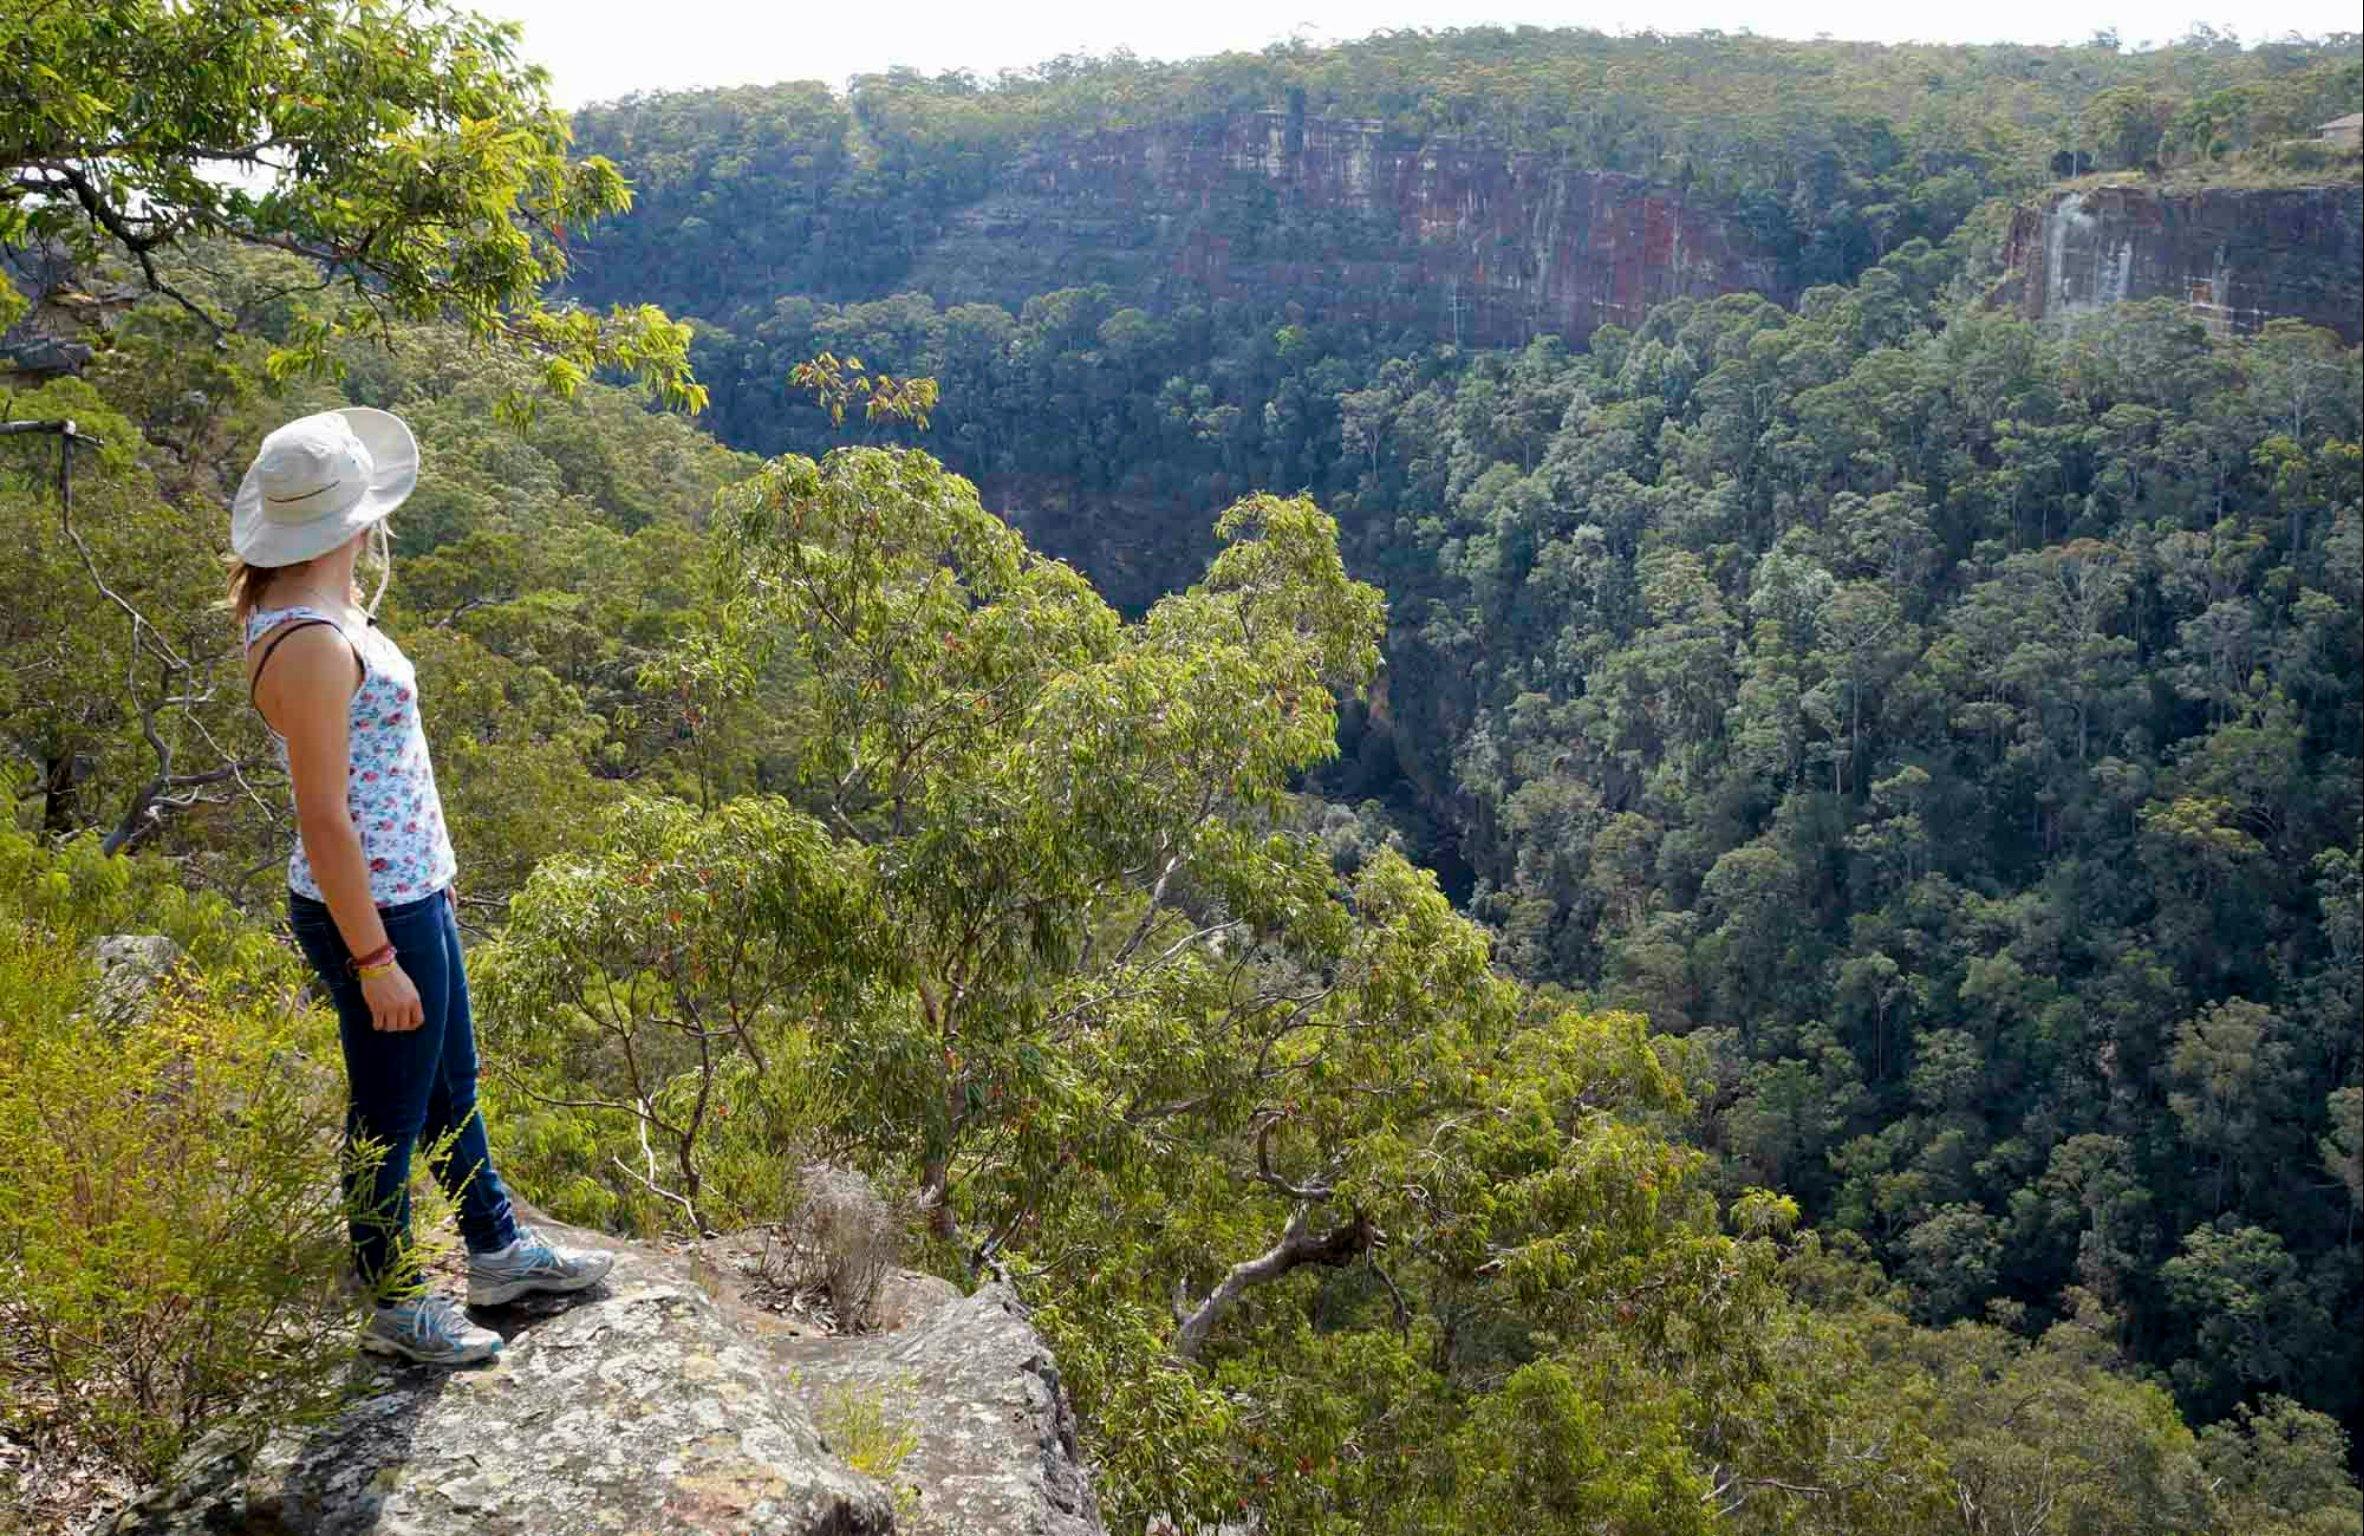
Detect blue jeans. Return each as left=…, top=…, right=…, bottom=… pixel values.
left=289, top=886, right=519, bottom=1295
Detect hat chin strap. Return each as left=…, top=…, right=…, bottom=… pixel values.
left=363, top=519, right=391, bottom=618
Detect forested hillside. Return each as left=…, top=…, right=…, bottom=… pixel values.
left=13, top=250, right=2362, bottom=1536
left=561, top=31, right=2361, bottom=608
left=4, top=7, right=2362, bottom=1534
left=564, top=28, right=2362, bottom=324
left=1345, top=280, right=2364, bottom=1433
left=553, top=19, right=2364, bottom=1479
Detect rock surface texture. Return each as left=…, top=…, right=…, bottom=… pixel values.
left=569, top=106, right=1790, bottom=350
left=2000, top=183, right=2364, bottom=343
left=780, top=1284, right=1104, bottom=1536
left=85, top=935, right=182, bottom=1026
left=105, top=1217, right=1105, bottom=1536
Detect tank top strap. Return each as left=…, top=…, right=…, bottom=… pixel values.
left=244, top=604, right=375, bottom=698
left=245, top=602, right=354, bottom=650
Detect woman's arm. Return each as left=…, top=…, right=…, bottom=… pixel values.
left=253, top=626, right=423, bottom=1032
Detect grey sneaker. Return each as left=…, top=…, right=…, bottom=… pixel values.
left=361, top=1293, right=502, bottom=1366
left=467, top=1225, right=615, bottom=1306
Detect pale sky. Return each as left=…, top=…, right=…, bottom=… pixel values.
left=477, top=0, right=2357, bottom=106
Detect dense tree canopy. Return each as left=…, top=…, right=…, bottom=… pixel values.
left=5, top=8, right=2362, bottom=1533
left=1325, top=278, right=2364, bottom=1440
left=549, top=15, right=2364, bottom=1497
left=566, top=28, right=2362, bottom=323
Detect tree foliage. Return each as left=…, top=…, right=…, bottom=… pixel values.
left=1, top=0, right=701, bottom=410
left=3, top=9, right=2360, bottom=1531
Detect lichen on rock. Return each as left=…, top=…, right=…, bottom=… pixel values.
left=104, top=1203, right=1105, bottom=1536
left=777, top=1285, right=1105, bottom=1536
left=105, top=1230, right=896, bottom=1535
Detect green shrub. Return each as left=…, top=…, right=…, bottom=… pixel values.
left=0, top=829, right=348, bottom=1481
left=811, top=1380, right=921, bottom=1518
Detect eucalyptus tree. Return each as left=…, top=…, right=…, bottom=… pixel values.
left=2, top=0, right=699, bottom=408
left=481, top=446, right=1825, bottom=1526
left=2, top=0, right=705, bottom=862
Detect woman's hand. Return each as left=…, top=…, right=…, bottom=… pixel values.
left=361, top=962, right=425, bottom=1032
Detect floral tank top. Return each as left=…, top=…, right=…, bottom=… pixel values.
left=246, top=604, right=457, bottom=905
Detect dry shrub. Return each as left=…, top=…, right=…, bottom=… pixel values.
left=765, top=1163, right=897, bottom=1324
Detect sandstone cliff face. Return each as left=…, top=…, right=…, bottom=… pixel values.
left=911, top=109, right=1790, bottom=347
left=104, top=1216, right=1105, bottom=1536
left=1, top=246, right=107, bottom=379
left=2001, top=184, right=2364, bottom=343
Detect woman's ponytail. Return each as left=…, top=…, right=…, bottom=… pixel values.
left=225, top=555, right=273, bottom=632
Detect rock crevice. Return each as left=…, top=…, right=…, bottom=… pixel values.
left=780, top=1283, right=1103, bottom=1536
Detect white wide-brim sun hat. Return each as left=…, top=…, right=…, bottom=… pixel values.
left=230, top=407, right=419, bottom=568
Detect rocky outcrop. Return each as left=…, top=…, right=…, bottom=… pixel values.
left=780, top=1285, right=1103, bottom=1536
left=105, top=1215, right=1105, bottom=1536
left=85, top=936, right=182, bottom=1027
left=908, top=109, right=1787, bottom=349
left=1999, top=183, right=2364, bottom=342
left=1, top=246, right=120, bottom=379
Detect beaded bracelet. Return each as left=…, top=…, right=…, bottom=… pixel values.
left=350, top=942, right=397, bottom=978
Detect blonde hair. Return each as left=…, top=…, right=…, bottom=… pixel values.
left=223, top=524, right=387, bottom=636
left=225, top=555, right=285, bottom=633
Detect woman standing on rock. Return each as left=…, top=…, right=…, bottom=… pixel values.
left=230, top=407, right=611, bottom=1365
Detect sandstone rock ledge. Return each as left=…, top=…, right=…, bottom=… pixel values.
left=778, top=1282, right=1103, bottom=1536
left=105, top=1218, right=1105, bottom=1536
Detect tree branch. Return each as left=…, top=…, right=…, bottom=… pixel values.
left=1171, top=1204, right=1377, bottom=1361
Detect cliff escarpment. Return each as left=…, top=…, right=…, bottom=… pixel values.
left=2001, top=183, right=2364, bottom=342
left=904, top=109, right=1790, bottom=347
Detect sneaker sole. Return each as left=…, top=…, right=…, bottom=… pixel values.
left=467, top=1251, right=615, bottom=1307
left=360, top=1331, right=502, bottom=1366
